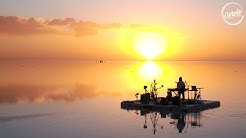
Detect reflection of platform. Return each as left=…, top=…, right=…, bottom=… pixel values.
left=121, top=101, right=220, bottom=134
left=121, top=100, right=220, bottom=113
left=127, top=110, right=205, bottom=134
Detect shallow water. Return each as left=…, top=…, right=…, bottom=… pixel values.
left=0, top=61, right=246, bottom=138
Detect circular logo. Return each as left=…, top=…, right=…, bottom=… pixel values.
left=221, top=2, right=244, bottom=25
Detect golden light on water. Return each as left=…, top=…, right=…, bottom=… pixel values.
left=138, top=61, right=162, bottom=80
left=133, top=32, right=167, bottom=60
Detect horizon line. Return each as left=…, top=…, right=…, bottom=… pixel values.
left=0, top=59, right=246, bottom=63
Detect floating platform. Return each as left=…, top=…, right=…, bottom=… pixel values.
left=121, top=100, right=220, bottom=113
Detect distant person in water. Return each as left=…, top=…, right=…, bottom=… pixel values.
left=177, top=77, right=185, bottom=100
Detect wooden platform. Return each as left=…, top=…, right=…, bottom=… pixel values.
left=121, top=100, right=220, bottom=113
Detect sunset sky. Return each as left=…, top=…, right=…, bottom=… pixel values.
left=0, top=0, right=245, bottom=61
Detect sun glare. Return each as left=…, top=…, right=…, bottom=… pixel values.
left=134, top=32, right=166, bottom=60
left=138, top=61, right=162, bottom=80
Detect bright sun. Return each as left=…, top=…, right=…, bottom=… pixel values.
left=134, top=32, right=166, bottom=60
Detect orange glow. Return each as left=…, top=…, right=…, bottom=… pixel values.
left=133, top=32, right=167, bottom=60
left=138, top=61, right=162, bottom=80
left=1, top=61, right=246, bottom=103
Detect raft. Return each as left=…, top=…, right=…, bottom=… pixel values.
left=121, top=100, right=220, bottom=113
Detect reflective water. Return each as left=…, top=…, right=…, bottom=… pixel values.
left=0, top=61, right=246, bottom=138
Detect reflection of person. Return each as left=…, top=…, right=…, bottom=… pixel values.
left=177, top=77, right=185, bottom=100
left=177, top=114, right=186, bottom=133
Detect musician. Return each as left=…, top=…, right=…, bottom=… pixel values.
left=177, top=77, right=185, bottom=100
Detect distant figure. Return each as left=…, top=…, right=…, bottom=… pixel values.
left=177, top=77, right=185, bottom=100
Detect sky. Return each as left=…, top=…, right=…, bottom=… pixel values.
left=0, top=0, right=245, bottom=61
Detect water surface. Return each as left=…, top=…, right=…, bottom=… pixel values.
left=0, top=61, right=246, bottom=138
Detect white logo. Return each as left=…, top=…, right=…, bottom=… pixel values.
left=221, top=2, right=244, bottom=25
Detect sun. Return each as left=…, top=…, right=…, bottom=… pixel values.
left=133, top=32, right=166, bottom=60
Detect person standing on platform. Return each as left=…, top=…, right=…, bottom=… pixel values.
left=177, top=77, right=185, bottom=100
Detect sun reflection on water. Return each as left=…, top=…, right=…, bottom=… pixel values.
left=138, top=61, right=162, bottom=81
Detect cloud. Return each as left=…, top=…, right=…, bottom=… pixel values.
left=0, top=83, right=120, bottom=104
left=46, top=18, right=76, bottom=26
left=100, top=23, right=122, bottom=29
left=71, top=21, right=100, bottom=36
left=0, top=15, right=161, bottom=37
left=0, top=83, right=96, bottom=103
left=0, top=16, right=123, bottom=37
left=0, top=16, right=58, bottom=35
